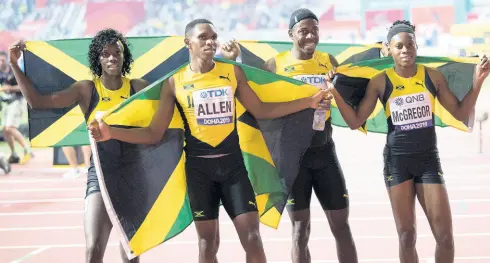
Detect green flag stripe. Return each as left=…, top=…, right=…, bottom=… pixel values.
left=242, top=152, right=283, bottom=195
left=55, top=122, right=90, bottom=146
left=47, top=39, right=92, bottom=67
left=127, top=36, right=170, bottom=61
left=163, top=194, right=193, bottom=241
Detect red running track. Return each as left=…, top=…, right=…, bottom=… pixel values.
left=1, top=130, right=490, bottom=262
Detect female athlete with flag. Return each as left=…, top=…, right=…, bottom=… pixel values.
left=9, top=29, right=147, bottom=263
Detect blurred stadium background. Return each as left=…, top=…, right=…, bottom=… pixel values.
left=1, top=0, right=490, bottom=56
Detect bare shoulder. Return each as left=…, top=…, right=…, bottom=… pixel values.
left=425, top=66, right=446, bottom=90
left=74, top=80, right=95, bottom=106
left=162, top=75, right=176, bottom=97
left=76, top=79, right=95, bottom=95
left=425, top=66, right=445, bottom=80
left=370, top=71, right=386, bottom=87
left=367, top=71, right=387, bottom=98
left=233, top=64, right=246, bottom=79
left=130, top=78, right=150, bottom=92
left=262, top=57, right=276, bottom=73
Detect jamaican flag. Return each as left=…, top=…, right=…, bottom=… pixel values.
left=89, top=58, right=321, bottom=258
left=22, top=37, right=380, bottom=257
left=237, top=40, right=381, bottom=68
left=333, top=56, right=480, bottom=133
left=23, top=37, right=381, bottom=147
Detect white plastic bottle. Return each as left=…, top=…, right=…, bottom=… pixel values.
left=312, top=108, right=326, bottom=131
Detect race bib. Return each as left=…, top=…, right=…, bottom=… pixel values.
left=294, top=74, right=330, bottom=111
left=193, top=86, right=234, bottom=125
left=389, top=92, right=433, bottom=131
left=293, top=75, right=325, bottom=88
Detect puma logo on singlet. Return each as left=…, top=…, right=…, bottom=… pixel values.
left=120, top=96, right=128, bottom=99
left=415, top=81, right=424, bottom=87
left=318, top=63, right=329, bottom=70
left=219, top=73, right=231, bottom=82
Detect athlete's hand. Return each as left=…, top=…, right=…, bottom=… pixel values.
left=475, top=55, right=490, bottom=83
left=221, top=39, right=241, bottom=61
left=321, top=68, right=336, bottom=90
left=88, top=119, right=111, bottom=142
left=8, top=40, right=26, bottom=64
left=381, top=41, right=390, bottom=57
left=309, top=89, right=333, bottom=110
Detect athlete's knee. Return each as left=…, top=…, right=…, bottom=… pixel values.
left=236, top=222, right=262, bottom=251
left=327, top=209, right=351, bottom=238
left=435, top=231, right=454, bottom=249
left=397, top=227, right=417, bottom=248
left=292, top=220, right=311, bottom=248
left=198, top=233, right=219, bottom=257
left=85, top=241, right=105, bottom=263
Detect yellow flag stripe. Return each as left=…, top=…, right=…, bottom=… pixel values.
left=434, top=99, right=469, bottom=131
left=27, top=41, right=90, bottom=147
left=235, top=100, right=246, bottom=119
left=127, top=37, right=185, bottom=79
left=129, top=153, right=187, bottom=254
left=239, top=42, right=280, bottom=62
left=249, top=81, right=317, bottom=102
left=337, top=65, right=381, bottom=79
left=335, top=46, right=376, bottom=64
left=259, top=206, right=281, bottom=229
left=26, top=41, right=91, bottom=81
left=31, top=106, right=85, bottom=147
left=255, top=193, right=270, bottom=216
left=104, top=100, right=184, bottom=130
left=368, top=101, right=385, bottom=120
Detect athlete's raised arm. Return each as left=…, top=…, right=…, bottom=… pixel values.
left=429, top=56, right=489, bottom=122
left=234, top=65, right=330, bottom=119
left=9, top=40, right=92, bottom=109
left=328, top=70, right=384, bottom=130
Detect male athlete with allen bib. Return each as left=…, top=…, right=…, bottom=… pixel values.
left=89, top=19, right=332, bottom=263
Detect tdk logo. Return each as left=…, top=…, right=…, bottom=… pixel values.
left=200, top=89, right=229, bottom=98
left=298, top=75, right=325, bottom=85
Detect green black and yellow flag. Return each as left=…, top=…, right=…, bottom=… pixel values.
left=90, top=58, right=321, bottom=258
left=333, top=56, right=480, bottom=133
left=22, top=37, right=380, bottom=257
left=23, top=37, right=381, bottom=147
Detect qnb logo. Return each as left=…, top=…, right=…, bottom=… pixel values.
left=394, top=97, right=404, bottom=106
left=200, top=89, right=229, bottom=98
left=404, top=94, right=425, bottom=104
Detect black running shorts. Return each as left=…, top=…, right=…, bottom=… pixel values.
left=383, top=145, right=444, bottom=188
left=287, top=141, right=349, bottom=212
left=185, top=153, right=258, bottom=221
